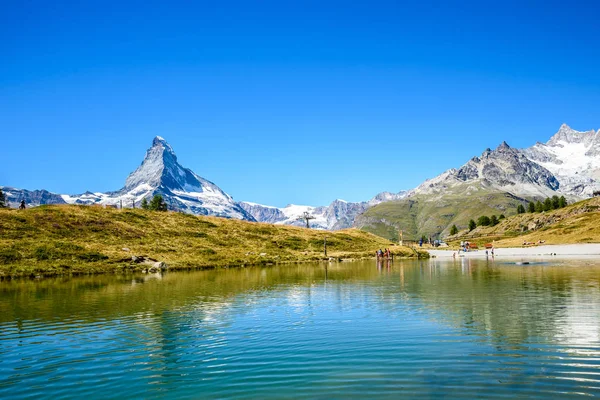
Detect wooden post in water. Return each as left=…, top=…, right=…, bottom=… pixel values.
left=324, top=236, right=327, bottom=257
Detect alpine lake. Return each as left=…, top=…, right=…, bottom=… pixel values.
left=2, top=257, right=600, bottom=399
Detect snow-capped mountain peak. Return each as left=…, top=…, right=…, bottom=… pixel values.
left=547, top=123, right=598, bottom=147
left=3, top=136, right=255, bottom=220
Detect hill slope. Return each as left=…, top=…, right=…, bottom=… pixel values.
left=355, top=189, right=528, bottom=240
left=0, top=205, right=426, bottom=278
left=446, top=196, right=600, bottom=246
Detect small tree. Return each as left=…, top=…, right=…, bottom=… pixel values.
left=516, top=204, right=525, bottom=214
left=468, top=219, right=476, bottom=231
left=543, top=197, right=553, bottom=211
left=528, top=201, right=536, bottom=213
left=141, top=197, right=149, bottom=210
left=559, top=196, right=567, bottom=208
left=149, top=194, right=168, bottom=211
left=535, top=200, right=544, bottom=213
left=0, top=188, right=6, bottom=208
left=499, top=214, right=506, bottom=220
left=477, top=215, right=491, bottom=227
left=490, top=215, right=499, bottom=226
left=551, top=195, right=560, bottom=210
left=450, top=224, right=458, bottom=235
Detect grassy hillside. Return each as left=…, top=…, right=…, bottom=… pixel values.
left=355, top=188, right=527, bottom=240
left=0, top=205, right=427, bottom=278
left=446, top=196, right=600, bottom=247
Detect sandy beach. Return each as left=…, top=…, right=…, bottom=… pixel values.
left=428, top=243, right=600, bottom=258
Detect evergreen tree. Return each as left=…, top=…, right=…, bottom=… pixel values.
left=543, top=197, right=553, bottom=211
left=499, top=214, right=506, bottom=220
left=528, top=201, right=536, bottom=213
left=516, top=204, right=525, bottom=214
left=535, top=200, right=544, bottom=213
left=450, top=224, right=458, bottom=235
left=490, top=215, right=499, bottom=226
left=477, top=215, right=491, bottom=226
left=559, top=196, right=567, bottom=208
left=0, top=188, right=6, bottom=208
left=149, top=194, right=168, bottom=211
left=468, top=219, right=476, bottom=231
left=141, top=197, right=149, bottom=210
left=551, top=195, right=560, bottom=210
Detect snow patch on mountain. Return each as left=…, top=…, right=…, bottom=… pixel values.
left=523, top=124, right=600, bottom=197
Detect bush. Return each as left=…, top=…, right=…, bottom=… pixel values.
left=149, top=195, right=168, bottom=211
left=490, top=215, right=499, bottom=226
left=0, top=248, right=21, bottom=263
left=450, top=224, right=458, bottom=235
left=34, top=246, right=57, bottom=261
left=468, top=219, right=476, bottom=231
left=477, top=216, right=491, bottom=226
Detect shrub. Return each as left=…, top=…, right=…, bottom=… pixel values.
left=450, top=224, right=458, bottom=235
left=468, top=219, right=476, bottom=231
left=0, top=248, right=21, bottom=263
left=477, top=216, right=491, bottom=226
left=490, top=215, right=499, bottom=226
left=149, top=195, right=168, bottom=211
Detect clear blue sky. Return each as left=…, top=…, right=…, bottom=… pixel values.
left=1, top=1, right=599, bottom=207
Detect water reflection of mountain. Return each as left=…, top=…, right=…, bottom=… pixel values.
left=2, top=259, right=599, bottom=350
left=397, top=258, right=600, bottom=348
left=0, top=262, right=382, bottom=324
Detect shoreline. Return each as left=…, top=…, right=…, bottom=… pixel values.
left=428, top=243, right=600, bottom=258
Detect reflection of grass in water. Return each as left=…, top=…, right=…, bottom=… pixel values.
left=0, top=205, right=427, bottom=278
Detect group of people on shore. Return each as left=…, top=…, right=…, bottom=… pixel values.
left=376, top=248, right=393, bottom=260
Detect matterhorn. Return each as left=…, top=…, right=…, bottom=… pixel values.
left=2, top=137, right=255, bottom=220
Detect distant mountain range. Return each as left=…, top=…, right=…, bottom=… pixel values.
left=355, top=124, right=600, bottom=238
left=2, top=124, right=599, bottom=237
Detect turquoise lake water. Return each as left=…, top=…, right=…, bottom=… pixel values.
left=1, top=258, right=600, bottom=398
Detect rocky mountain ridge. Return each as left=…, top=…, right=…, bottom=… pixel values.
left=3, top=124, right=598, bottom=233
left=356, top=123, right=600, bottom=239
left=239, top=191, right=407, bottom=230
left=3, top=137, right=254, bottom=220
left=405, top=124, right=600, bottom=200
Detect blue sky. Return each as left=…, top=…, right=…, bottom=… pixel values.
left=1, top=1, right=599, bottom=207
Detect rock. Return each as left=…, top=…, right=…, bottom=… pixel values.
left=132, top=255, right=145, bottom=263
left=122, top=247, right=130, bottom=252
left=259, top=253, right=267, bottom=256
left=155, top=261, right=168, bottom=270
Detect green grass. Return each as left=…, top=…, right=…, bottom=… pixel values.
left=355, top=188, right=527, bottom=240
left=0, top=205, right=428, bottom=278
